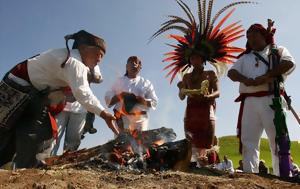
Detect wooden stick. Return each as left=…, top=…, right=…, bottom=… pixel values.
left=290, top=106, right=300, bottom=125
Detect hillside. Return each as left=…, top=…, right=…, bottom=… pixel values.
left=219, top=136, right=300, bottom=170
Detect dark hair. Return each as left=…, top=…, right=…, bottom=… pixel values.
left=125, top=56, right=142, bottom=76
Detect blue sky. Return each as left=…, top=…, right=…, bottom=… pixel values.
left=1, top=0, right=299, bottom=151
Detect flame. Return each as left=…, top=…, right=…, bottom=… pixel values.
left=115, top=93, right=144, bottom=117
left=153, top=139, right=165, bottom=146
left=145, top=149, right=151, bottom=159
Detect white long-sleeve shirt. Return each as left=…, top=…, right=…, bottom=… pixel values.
left=105, top=75, right=158, bottom=113
left=217, top=160, right=234, bottom=173
left=27, top=48, right=105, bottom=116
left=63, top=65, right=102, bottom=114
left=230, top=45, right=295, bottom=93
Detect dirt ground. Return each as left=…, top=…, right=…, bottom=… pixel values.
left=0, top=167, right=300, bottom=189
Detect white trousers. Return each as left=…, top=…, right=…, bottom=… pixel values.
left=241, top=95, right=282, bottom=176
left=51, top=111, right=86, bottom=155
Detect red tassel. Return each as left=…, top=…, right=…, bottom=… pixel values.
left=48, top=112, right=58, bottom=139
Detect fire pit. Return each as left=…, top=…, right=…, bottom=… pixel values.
left=45, top=127, right=192, bottom=171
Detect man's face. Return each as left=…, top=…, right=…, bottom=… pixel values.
left=126, top=60, right=141, bottom=76
left=80, top=46, right=104, bottom=69
left=189, top=54, right=204, bottom=69
left=224, top=156, right=228, bottom=161
left=247, top=31, right=267, bottom=51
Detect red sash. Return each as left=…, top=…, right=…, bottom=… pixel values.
left=10, top=61, right=59, bottom=139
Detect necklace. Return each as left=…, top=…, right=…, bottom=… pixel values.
left=255, top=57, right=259, bottom=67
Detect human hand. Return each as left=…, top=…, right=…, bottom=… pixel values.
left=243, top=78, right=256, bottom=86
left=177, top=81, right=184, bottom=89
left=253, top=74, right=273, bottom=86
left=100, top=110, right=120, bottom=135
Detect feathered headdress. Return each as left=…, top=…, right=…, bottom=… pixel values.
left=150, top=0, right=256, bottom=83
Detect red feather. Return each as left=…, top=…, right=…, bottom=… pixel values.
left=167, top=35, right=190, bottom=45
left=217, top=21, right=241, bottom=35
left=222, top=35, right=244, bottom=45
left=163, top=60, right=181, bottom=70
left=216, top=57, right=234, bottom=64
left=164, top=51, right=183, bottom=56
left=222, top=25, right=243, bottom=36
left=222, top=29, right=245, bottom=42
left=219, top=47, right=244, bottom=53
left=210, top=8, right=236, bottom=40
left=169, top=67, right=181, bottom=84
left=166, top=66, right=179, bottom=77
left=166, top=44, right=180, bottom=49
left=163, top=55, right=182, bottom=62
left=223, top=54, right=238, bottom=59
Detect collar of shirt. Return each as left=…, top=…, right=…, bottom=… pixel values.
left=251, top=44, right=271, bottom=57
left=122, top=75, right=141, bottom=83
left=70, top=49, right=83, bottom=63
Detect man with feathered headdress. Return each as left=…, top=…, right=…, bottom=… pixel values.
left=151, top=0, right=253, bottom=166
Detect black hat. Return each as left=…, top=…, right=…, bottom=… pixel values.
left=61, top=30, right=106, bottom=68
left=71, top=30, right=106, bottom=53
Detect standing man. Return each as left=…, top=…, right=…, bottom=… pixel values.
left=50, top=65, right=103, bottom=156
left=105, top=56, right=158, bottom=132
left=228, top=20, right=295, bottom=176
left=0, top=30, right=118, bottom=168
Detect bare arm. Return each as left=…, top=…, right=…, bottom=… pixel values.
left=227, top=69, right=256, bottom=86
left=252, top=60, right=294, bottom=85
left=205, top=72, right=220, bottom=100
left=228, top=69, right=248, bottom=83
left=267, top=60, right=294, bottom=78
left=108, top=95, right=121, bottom=106
left=136, top=96, right=152, bottom=108
left=177, top=79, right=186, bottom=100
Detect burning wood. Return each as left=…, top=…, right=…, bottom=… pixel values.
left=44, top=127, right=191, bottom=171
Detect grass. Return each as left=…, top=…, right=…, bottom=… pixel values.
left=218, top=136, right=300, bottom=169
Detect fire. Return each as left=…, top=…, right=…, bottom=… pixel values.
left=108, top=94, right=171, bottom=167
left=115, top=93, right=144, bottom=117
left=145, top=149, right=151, bottom=159
left=153, top=139, right=165, bottom=146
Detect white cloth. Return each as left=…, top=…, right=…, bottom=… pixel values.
left=93, top=64, right=102, bottom=78
left=63, top=101, right=86, bottom=114
left=229, top=45, right=295, bottom=176
left=230, top=45, right=295, bottom=93
left=105, top=75, right=158, bottom=130
left=51, top=111, right=87, bottom=155
left=27, top=48, right=105, bottom=116
left=241, top=95, right=279, bottom=175
left=217, top=160, right=234, bottom=173
left=63, top=65, right=102, bottom=114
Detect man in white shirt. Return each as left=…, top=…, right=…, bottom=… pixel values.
left=50, top=65, right=103, bottom=156
left=228, top=22, right=295, bottom=176
left=105, top=56, right=158, bottom=132
left=0, top=30, right=118, bottom=168
left=217, top=155, right=234, bottom=173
